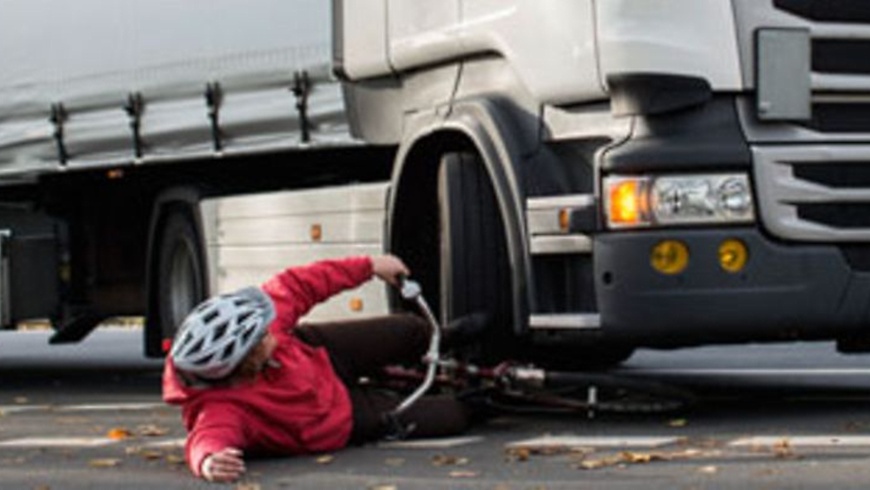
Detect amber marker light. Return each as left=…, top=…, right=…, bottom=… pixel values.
left=607, top=179, right=650, bottom=228
left=349, top=297, right=364, bottom=312
left=718, top=238, right=748, bottom=273
left=558, top=208, right=571, bottom=232
left=651, top=240, right=690, bottom=275
left=310, top=224, right=322, bottom=242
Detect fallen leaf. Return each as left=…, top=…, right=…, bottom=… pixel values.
left=368, top=485, right=398, bottom=490
left=106, top=428, right=133, bottom=440
left=773, top=439, right=799, bottom=459
left=137, top=424, right=169, bottom=437
left=384, top=457, right=405, bottom=467
left=506, top=445, right=592, bottom=462
left=315, top=455, right=334, bottom=465
left=577, top=455, right=623, bottom=470
left=165, top=454, right=185, bottom=465
left=668, top=419, right=688, bottom=428
left=235, top=484, right=261, bottom=490
left=576, top=448, right=715, bottom=470
left=140, top=450, right=164, bottom=461
left=620, top=451, right=670, bottom=464
left=698, top=465, right=718, bottom=475
left=431, top=454, right=469, bottom=466
left=506, top=447, right=531, bottom=462
left=89, top=458, right=121, bottom=468
left=449, top=470, right=479, bottom=478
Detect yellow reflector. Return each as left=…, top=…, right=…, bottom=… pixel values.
left=609, top=180, right=647, bottom=226
left=349, top=297, right=364, bottom=312
left=718, top=239, right=748, bottom=273
left=651, top=240, right=689, bottom=275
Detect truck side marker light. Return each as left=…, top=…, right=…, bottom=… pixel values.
left=719, top=239, right=748, bottom=273
left=559, top=209, right=571, bottom=232
left=310, top=224, right=322, bottom=242
left=609, top=180, right=649, bottom=227
left=651, top=240, right=689, bottom=275
left=349, top=297, right=364, bottom=312
left=161, top=338, right=173, bottom=354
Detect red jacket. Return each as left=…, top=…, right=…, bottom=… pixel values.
left=162, top=256, right=374, bottom=477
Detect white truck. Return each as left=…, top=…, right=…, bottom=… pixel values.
left=0, top=0, right=865, bottom=365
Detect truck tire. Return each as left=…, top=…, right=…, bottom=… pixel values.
left=437, top=152, right=514, bottom=361
left=154, top=208, right=206, bottom=353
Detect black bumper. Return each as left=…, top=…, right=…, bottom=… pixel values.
left=594, top=228, right=870, bottom=347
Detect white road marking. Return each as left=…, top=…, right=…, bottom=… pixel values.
left=0, top=402, right=166, bottom=415
left=378, top=436, right=484, bottom=449
left=142, top=438, right=186, bottom=449
left=55, top=403, right=166, bottom=412
left=634, top=368, right=870, bottom=376
left=505, top=435, right=681, bottom=450
left=0, top=437, right=115, bottom=448
left=730, top=436, right=870, bottom=448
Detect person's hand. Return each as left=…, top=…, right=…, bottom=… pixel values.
left=201, top=447, right=245, bottom=483
left=371, top=254, right=410, bottom=287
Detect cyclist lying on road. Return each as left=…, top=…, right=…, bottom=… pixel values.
left=162, top=255, right=472, bottom=483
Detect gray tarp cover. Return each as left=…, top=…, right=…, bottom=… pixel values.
left=0, top=0, right=353, bottom=180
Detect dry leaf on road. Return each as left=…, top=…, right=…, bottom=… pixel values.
left=431, top=454, right=469, bottom=466
left=137, top=424, right=169, bottom=437
left=106, top=427, right=133, bottom=440
left=315, top=454, right=334, bottom=465
left=88, top=458, right=121, bottom=468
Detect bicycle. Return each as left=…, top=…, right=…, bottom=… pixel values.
left=381, top=278, right=695, bottom=438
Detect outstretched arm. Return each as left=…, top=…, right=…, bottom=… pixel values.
left=201, top=447, right=246, bottom=483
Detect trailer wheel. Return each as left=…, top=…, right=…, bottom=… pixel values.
left=154, top=209, right=206, bottom=353
left=437, top=152, right=514, bottom=361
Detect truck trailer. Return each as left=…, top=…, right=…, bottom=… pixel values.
left=0, top=0, right=866, bottom=366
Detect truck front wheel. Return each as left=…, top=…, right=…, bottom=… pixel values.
left=437, top=152, right=514, bottom=362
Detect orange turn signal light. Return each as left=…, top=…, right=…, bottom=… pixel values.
left=608, top=179, right=649, bottom=227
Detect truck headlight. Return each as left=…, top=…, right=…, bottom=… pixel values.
left=604, top=174, right=754, bottom=229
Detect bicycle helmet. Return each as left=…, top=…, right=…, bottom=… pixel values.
left=170, top=286, right=276, bottom=381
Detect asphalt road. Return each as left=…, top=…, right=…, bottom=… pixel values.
left=3, top=328, right=870, bottom=489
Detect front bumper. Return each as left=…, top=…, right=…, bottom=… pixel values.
left=594, top=227, right=870, bottom=347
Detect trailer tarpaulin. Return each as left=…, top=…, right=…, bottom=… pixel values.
left=0, top=0, right=354, bottom=179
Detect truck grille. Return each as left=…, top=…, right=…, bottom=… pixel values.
left=748, top=2, right=870, bottom=242
left=763, top=2, right=870, bottom=133
left=753, top=146, right=870, bottom=242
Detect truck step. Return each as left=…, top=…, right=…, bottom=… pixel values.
left=528, top=313, right=601, bottom=330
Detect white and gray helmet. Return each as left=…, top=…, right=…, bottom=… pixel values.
left=170, top=286, right=276, bottom=381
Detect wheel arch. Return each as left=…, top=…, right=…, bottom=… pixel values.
left=386, top=97, right=534, bottom=336
left=143, top=186, right=208, bottom=357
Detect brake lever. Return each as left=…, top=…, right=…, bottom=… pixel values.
left=398, top=276, right=421, bottom=301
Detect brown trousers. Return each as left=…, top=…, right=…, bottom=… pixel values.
left=294, top=314, right=471, bottom=443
